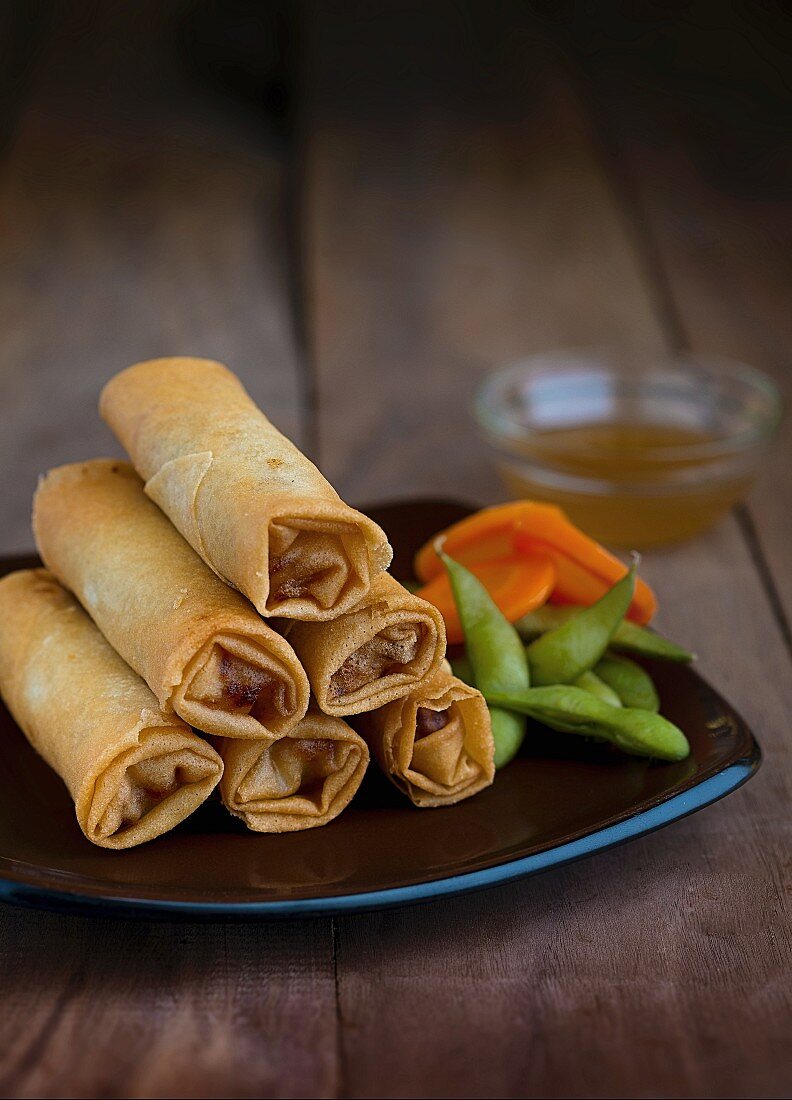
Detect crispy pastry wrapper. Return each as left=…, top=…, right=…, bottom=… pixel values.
left=286, top=573, right=447, bottom=716
left=100, top=357, right=392, bottom=619
left=353, top=668, right=495, bottom=807
left=33, top=460, right=309, bottom=740
left=0, top=570, right=222, bottom=848
left=220, top=710, right=369, bottom=832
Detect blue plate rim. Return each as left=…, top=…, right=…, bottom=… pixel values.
left=0, top=534, right=762, bottom=921
left=0, top=739, right=760, bottom=919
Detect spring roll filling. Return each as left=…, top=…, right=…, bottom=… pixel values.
left=236, top=736, right=357, bottom=810
left=90, top=738, right=219, bottom=840
left=185, top=639, right=298, bottom=728
left=329, top=623, right=427, bottom=700
left=415, top=707, right=450, bottom=738
left=268, top=518, right=369, bottom=612
left=407, top=703, right=481, bottom=789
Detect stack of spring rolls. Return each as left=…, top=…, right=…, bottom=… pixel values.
left=0, top=358, right=495, bottom=849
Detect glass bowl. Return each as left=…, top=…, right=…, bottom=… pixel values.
left=474, top=350, right=782, bottom=547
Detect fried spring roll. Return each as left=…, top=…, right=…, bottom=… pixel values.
left=354, top=668, right=495, bottom=806
left=33, top=460, right=309, bottom=740
left=220, top=711, right=369, bottom=832
left=100, top=357, right=392, bottom=619
left=286, top=573, right=446, bottom=716
left=0, top=570, right=222, bottom=848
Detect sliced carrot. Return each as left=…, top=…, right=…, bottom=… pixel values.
left=416, top=555, right=555, bottom=645
left=414, top=502, right=534, bottom=582
left=414, top=500, right=657, bottom=625
left=514, top=534, right=656, bottom=625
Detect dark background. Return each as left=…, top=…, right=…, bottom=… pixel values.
left=1, top=1, right=790, bottom=550
left=0, top=4, right=791, bottom=1098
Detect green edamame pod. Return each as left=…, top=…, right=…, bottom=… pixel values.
left=448, top=652, right=524, bottom=763
left=515, top=605, right=694, bottom=663
left=611, top=620, right=694, bottom=663
left=515, top=605, right=586, bottom=637
left=488, top=710, right=527, bottom=768
left=449, top=652, right=475, bottom=687
left=515, top=605, right=583, bottom=637
left=526, top=564, right=636, bottom=686
left=483, top=685, right=690, bottom=762
left=595, top=654, right=659, bottom=712
left=574, top=670, right=622, bottom=707
left=440, top=550, right=530, bottom=768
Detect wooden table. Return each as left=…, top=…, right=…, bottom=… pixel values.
left=1, top=4, right=790, bottom=1096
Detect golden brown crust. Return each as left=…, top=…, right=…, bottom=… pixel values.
left=0, top=570, right=222, bottom=848
left=219, top=711, right=369, bottom=832
left=100, top=358, right=392, bottom=619
left=33, top=459, right=309, bottom=739
left=287, top=573, right=447, bottom=716
left=353, top=668, right=495, bottom=807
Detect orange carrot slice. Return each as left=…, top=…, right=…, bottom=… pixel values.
left=414, top=501, right=657, bottom=625
left=415, top=502, right=535, bottom=582
left=416, top=555, right=555, bottom=645
left=514, top=533, right=656, bottom=625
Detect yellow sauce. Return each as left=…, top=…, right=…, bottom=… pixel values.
left=498, top=423, right=753, bottom=547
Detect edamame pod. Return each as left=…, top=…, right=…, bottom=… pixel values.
left=489, top=709, right=528, bottom=768
left=484, top=685, right=690, bottom=762
left=574, top=670, right=622, bottom=707
left=440, top=550, right=530, bottom=768
left=516, top=605, right=693, bottom=663
left=526, top=565, right=636, bottom=686
left=449, top=652, right=475, bottom=687
left=595, top=654, right=659, bottom=712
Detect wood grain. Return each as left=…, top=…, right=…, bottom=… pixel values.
left=300, top=0, right=666, bottom=506
left=0, top=7, right=337, bottom=1099
left=0, top=2, right=790, bottom=1097
left=566, top=7, right=792, bottom=636
left=0, top=908, right=337, bottom=1099
left=300, top=4, right=792, bottom=1097
left=0, top=1, right=303, bottom=553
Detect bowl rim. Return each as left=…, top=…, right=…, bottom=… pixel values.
left=473, top=349, right=784, bottom=464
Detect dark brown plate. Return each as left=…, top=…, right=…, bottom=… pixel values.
left=0, top=500, right=760, bottom=918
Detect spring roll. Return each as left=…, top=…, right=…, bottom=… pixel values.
left=100, top=357, right=392, bottom=620
left=286, top=572, right=446, bottom=716
left=354, top=667, right=495, bottom=806
left=33, top=459, right=309, bottom=740
left=220, top=711, right=369, bottom=832
left=0, top=570, right=222, bottom=848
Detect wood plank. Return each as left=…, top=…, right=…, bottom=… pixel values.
left=0, top=1, right=303, bottom=554
left=300, top=0, right=666, bottom=505
left=0, top=7, right=337, bottom=1099
left=301, top=4, right=792, bottom=1097
left=0, top=908, right=337, bottom=1100
left=565, top=5, right=792, bottom=635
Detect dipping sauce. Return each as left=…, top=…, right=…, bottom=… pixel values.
left=475, top=354, right=781, bottom=548
left=497, top=422, right=754, bottom=547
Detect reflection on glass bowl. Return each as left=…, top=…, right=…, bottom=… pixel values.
left=474, top=350, right=782, bottom=547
